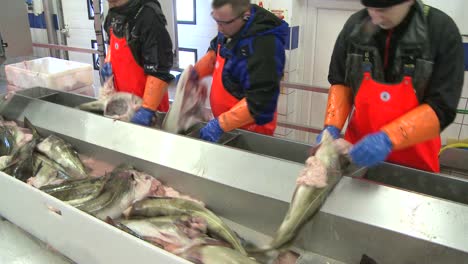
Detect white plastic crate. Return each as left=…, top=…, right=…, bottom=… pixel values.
left=5, top=57, right=93, bottom=91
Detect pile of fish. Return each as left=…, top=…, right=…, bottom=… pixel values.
left=0, top=116, right=258, bottom=263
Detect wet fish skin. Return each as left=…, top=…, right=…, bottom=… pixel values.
left=183, top=245, right=260, bottom=264
left=41, top=175, right=108, bottom=206
left=36, top=134, right=88, bottom=179
left=0, top=125, right=15, bottom=156
left=77, top=92, right=142, bottom=122
left=128, top=197, right=248, bottom=256
left=251, top=131, right=349, bottom=252
left=29, top=154, right=72, bottom=188
left=76, top=167, right=133, bottom=217
left=162, top=65, right=208, bottom=133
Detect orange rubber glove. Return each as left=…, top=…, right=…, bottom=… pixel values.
left=381, top=104, right=440, bottom=150
left=142, top=75, right=169, bottom=111
left=193, top=50, right=216, bottom=79
left=324, top=84, right=353, bottom=130
left=218, top=98, right=255, bottom=132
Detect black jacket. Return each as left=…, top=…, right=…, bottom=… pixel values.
left=328, top=2, right=464, bottom=130
left=104, top=0, right=174, bottom=82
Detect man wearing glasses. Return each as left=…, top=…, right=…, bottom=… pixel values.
left=192, top=0, right=289, bottom=142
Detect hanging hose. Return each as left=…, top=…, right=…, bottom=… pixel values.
left=438, top=109, right=468, bottom=154
left=439, top=143, right=468, bottom=155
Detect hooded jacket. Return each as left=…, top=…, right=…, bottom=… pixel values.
left=208, top=4, right=289, bottom=125
left=104, top=0, right=174, bottom=82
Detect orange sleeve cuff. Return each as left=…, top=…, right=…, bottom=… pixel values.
left=142, top=76, right=169, bottom=111
left=324, top=84, right=353, bottom=130
left=381, top=104, right=440, bottom=150
left=194, top=50, right=216, bottom=79
left=218, top=98, right=255, bottom=132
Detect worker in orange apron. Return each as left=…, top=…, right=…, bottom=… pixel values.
left=192, top=1, right=288, bottom=142
left=102, top=0, right=173, bottom=126
left=317, top=0, right=464, bottom=172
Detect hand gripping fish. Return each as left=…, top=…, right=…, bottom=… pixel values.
left=249, top=131, right=352, bottom=253
left=162, top=65, right=209, bottom=133
left=77, top=77, right=143, bottom=122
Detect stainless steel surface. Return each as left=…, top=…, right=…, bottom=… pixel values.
left=0, top=90, right=467, bottom=263
left=21, top=87, right=313, bottom=164
left=0, top=219, right=73, bottom=264
left=43, top=0, right=60, bottom=58
left=298, top=177, right=468, bottom=263
left=16, top=87, right=95, bottom=107
left=350, top=162, right=468, bottom=205
left=440, top=148, right=468, bottom=177
left=0, top=0, right=33, bottom=58
left=173, top=121, right=312, bottom=164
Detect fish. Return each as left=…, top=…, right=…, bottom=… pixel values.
left=28, top=154, right=72, bottom=188
left=162, top=65, right=209, bottom=133
left=3, top=117, right=41, bottom=182
left=182, top=245, right=260, bottom=264
left=77, top=165, right=160, bottom=220
left=36, top=134, right=88, bottom=179
left=249, top=130, right=351, bottom=252
left=0, top=125, right=15, bottom=156
left=40, top=176, right=108, bottom=206
left=127, top=197, right=248, bottom=256
left=78, top=92, right=142, bottom=122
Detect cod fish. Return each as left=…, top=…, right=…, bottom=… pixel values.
left=77, top=166, right=160, bottom=220
left=36, top=134, right=88, bottom=179
left=250, top=131, right=351, bottom=252
left=3, top=117, right=40, bottom=182
left=40, top=176, right=108, bottom=206
left=182, top=245, right=260, bottom=264
left=118, top=216, right=209, bottom=254
left=162, top=65, right=209, bottom=133
left=78, top=92, right=142, bottom=122
left=127, top=197, right=248, bottom=256
left=28, top=154, right=73, bottom=188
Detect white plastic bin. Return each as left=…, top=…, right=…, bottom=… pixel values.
left=5, top=57, right=93, bottom=91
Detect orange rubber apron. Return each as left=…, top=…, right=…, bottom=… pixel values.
left=109, top=29, right=169, bottom=112
left=210, top=44, right=277, bottom=135
left=345, top=72, right=441, bottom=172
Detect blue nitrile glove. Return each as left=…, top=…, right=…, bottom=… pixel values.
left=316, top=125, right=341, bottom=144
left=349, top=132, right=393, bottom=167
left=100, top=62, right=113, bottom=82
left=131, top=107, right=154, bottom=126
left=200, top=118, right=224, bottom=142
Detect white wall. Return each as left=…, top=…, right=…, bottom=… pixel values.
left=177, top=0, right=217, bottom=61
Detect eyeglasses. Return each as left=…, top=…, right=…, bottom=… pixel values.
left=211, top=12, right=244, bottom=26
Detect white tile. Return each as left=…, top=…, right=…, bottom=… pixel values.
left=277, top=94, right=288, bottom=115
left=458, top=125, right=468, bottom=141
left=456, top=98, right=466, bottom=124
left=440, top=123, right=462, bottom=145
left=462, top=72, right=468, bottom=98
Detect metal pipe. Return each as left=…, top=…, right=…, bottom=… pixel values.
left=280, top=81, right=329, bottom=94
left=93, top=0, right=106, bottom=82
left=55, top=0, right=69, bottom=60
left=42, top=0, right=60, bottom=58
left=32, top=43, right=98, bottom=54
